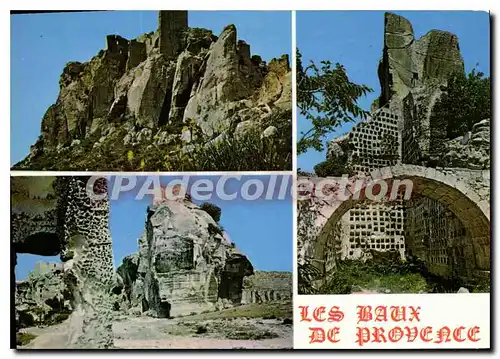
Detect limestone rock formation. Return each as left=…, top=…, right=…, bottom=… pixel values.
left=12, top=176, right=115, bottom=348
left=241, top=271, right=292, bottom=304
left=14, top=11, right=291, bottom=171
left=443, top=118, right=490, bottom=169
left=117, top=197, right=254, bottom=317
left=15, top=262, right=71, bottom=329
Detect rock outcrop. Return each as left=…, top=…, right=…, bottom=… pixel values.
left=15, top=262, right=71, bottom=329
left=372, top=12, right=467, bottom=163
left=377, top=12, right=464, bottom=107
left=12, top=177, right=115, bottom=348
left=241, top=271, right=292, bottom=304
left=14, top=11, right=291, bottom=171
left=443, top=118, right=490, bottom=169
left=117, top=197, right=254, bottom=317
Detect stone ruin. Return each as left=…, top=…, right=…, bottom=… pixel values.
left=241, top=271, right=292, bottom=304
left=298, top=12, right=490, bottom=290
left=14, top=10, right=291, bottom=171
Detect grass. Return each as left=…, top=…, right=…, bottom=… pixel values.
left=187, top=301, right=292, bottom=321
left=16, top=332, right=37, bottom=347
left=14, top=109, right=292, bottom=172
left=319, top=256, right=441, bottom=294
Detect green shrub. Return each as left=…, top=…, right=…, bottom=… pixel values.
left=16, top=332, right=37, bottom=347
left=200, top=202, right=222, bottom=223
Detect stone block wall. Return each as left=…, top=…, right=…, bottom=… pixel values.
left=337, top=104, right=406, bottom=261
left=158, top=11, right=188, bottom=60
left=404, top=197, right=475, bottom=281
left=241, top=271, right=292, bottom=304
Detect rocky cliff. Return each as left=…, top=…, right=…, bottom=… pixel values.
left=376, top=12, right=464, bottom=108
left=374, top=12, right=467, bottom=164
left=14, top=11, right=291, bottom=171
left=117, top=197, right=254, bottom=317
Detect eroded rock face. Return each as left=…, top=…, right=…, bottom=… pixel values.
left=443, top=118, right=490, bottom=169
left=12, top=177, right=115, bottom=349
left=15, top=11, right=291, bottom=171
left=117, top=198, right=253, bottom=317
left=16, top=262, right=71, bottom=329
left=377, top=12, right=464, bottom=107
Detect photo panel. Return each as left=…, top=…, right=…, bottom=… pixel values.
left=12, top=174, right=293, bottom=349
left=295, top=10, right=491, bottom=349
left=10, top=10, right=292, bottom=172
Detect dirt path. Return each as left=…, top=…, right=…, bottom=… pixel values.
left=115, top=337, right=291, bottom=349
left=19, top=309, right=293, bottom=349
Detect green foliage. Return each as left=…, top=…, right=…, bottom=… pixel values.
left=430, top=68, right=490, bottom=159
left=297, top=48, right=373, bottom=154
left=16, top=108, right=291, bottom=172
left=201, top=202, right=222, bottom=223
left=320, top=256, right=431, bottom=294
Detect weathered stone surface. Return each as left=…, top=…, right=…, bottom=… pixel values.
left=16, top=262, right=71, bottom=329
left=241, top=271, right=292, bottom=304
left=378, top=12, right=464, bottom=107
left=183, top=24, right=251, bottom=136
left=12, top=177, right=115, bottom=348
left=14, top=11, right=291, bottom=171
left=118, top=198, right=253, bottom=317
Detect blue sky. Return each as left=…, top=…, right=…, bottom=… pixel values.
left=16, top=175, right=293, bottom=280
left=297, top=10, right=490, bottom=173
left=10, top=10, right=291, bottom=165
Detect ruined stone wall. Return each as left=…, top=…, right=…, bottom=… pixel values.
left=159, top=11, right=188, bottom=60
left=336, top=104, right=405, bottom=261
left=404, top=197, right=476, bottom=281
left=11, top=176, right=115, bottom=348
left=340, top=201, right=406, bottom=261
left=241, top=271, right=292, bottom=304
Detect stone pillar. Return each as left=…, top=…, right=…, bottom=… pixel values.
left=59, top=177, right=115, bottom=349
left=158, top=11, right=188, bottom=60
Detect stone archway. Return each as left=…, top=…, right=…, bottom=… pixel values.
left=299, top=164, right=490, bottom=286
left=11, top=176, right=115, bottom=348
